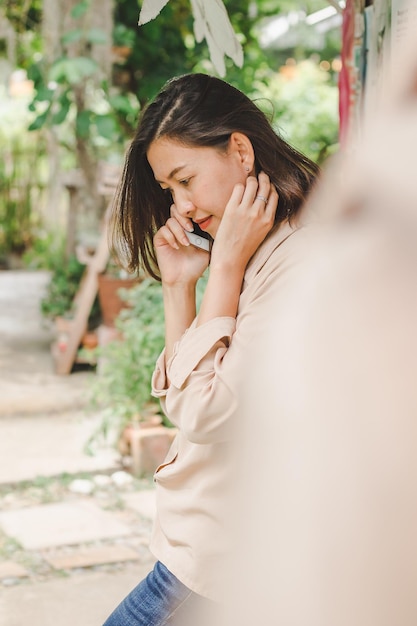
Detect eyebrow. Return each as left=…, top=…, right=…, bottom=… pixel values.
left=155, top=165, right=187, bottom=184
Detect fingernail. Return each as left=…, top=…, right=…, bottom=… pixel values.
left=185, top=224, right=194, bottom=232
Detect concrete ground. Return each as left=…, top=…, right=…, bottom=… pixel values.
left=0, top=566, right=153, bottom=626
left=0, top=270, right=120, bottom=481
left=0, top=270, right=156, bottom=625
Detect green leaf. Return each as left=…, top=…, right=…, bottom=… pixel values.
left=28, top=110, right=49, bottom=131
left=76, top=110, right=92, bottom=138
left=48, top=59, right=69, bottom=83
left=85, top=28, right=108, bottom=45
left=71, top=0, right=89, bottom=19
left=69, top=57, right=98, bottom=81
left=49, top=57, right=98, bottom=85
left=27, top=62, right=43, bottom=85
left=95, top=114, right=118, bottom=139
left=108, top=94, right=136, bottom=115
left=61, top=28, right=83, bottom=45
left=34, top=86, right=54, bottom=102
left=52, top=94, right=71, bottom=125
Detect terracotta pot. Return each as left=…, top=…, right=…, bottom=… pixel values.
left=97, top=274, right=137, bottom=327
left=119, top=421, right=177, bottom=477
left=82, top=331, right=98, bottom=350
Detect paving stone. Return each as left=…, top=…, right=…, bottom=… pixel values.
left=0, top=413, right=119, bottom=484
left=43, top=545, right=140, bottom=570
left=123, top=489, right=157, bottom=520
left=0, top=500, right=132, bottom=550
left=0, top=560, right=29, bottom=579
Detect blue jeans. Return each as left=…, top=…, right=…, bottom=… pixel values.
left=102, top=561, right=217, bottom=626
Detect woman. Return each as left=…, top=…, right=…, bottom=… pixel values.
left=103, top=72, right=319, bottom=625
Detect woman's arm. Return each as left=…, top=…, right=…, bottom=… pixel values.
left=153, top=221, right=299, bottom=444
left=153, top=215, right=209, bottom=363
left=162, top=282, right=197, bottom=361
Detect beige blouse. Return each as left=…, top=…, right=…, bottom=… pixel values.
left=151, top=218, right=310, bottom=601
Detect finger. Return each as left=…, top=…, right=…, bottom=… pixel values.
left=254, top=172, right=272, bottom=207
left=228, top=181, right=246, bottom=206
left=170, top=204, right=194, bottom=232
left=240, top=175, right=260, bottom=206
left=165, top=217, right=191, bottom=247
left=264, top=185, right=279, bottom=222
left=154, top=224, right=180, bottom=250
left=255, top=193, right=269, bottom=206
left=155, top=219, right=191, bottom=250
left=240, top=173, right=271, bottom=209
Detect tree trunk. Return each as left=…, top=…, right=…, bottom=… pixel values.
left=41, top=0, right=115, bottom=239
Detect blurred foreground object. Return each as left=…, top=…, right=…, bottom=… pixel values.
left=225, top=10, right=417, bottom=626
left=138, top=0, right=243, bottom=77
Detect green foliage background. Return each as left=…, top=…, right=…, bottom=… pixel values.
left=89, top=273, right=209, bottom=443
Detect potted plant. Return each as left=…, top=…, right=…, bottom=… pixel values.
left=97, top=262, right=139, bottom=328
left=87, top=273, right=209, bottom=474
left=40, top=252, right=102, bottom=356
left=88, top=278, right=176, bottom=475
left=40, top=254, right=87, bottom=321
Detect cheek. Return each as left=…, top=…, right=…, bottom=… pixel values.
left=200, top=171, right=242, bottom=209
left=198, top=185, right=230, bottom=217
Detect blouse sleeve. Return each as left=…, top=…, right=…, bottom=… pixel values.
left=151, top=316, right=237, bottom=444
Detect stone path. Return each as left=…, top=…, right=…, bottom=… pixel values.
left=0, top=270, right=93, bottom=418
left=0, top=270, right=157, bottom=625
left=0, top=567, right=153, bottom=626
left=0, top=411, right=121, bottom=483
left=0, top=471, right=156, bottom=588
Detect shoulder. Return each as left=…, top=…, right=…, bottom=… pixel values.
left=240, top=221, right=322, bottom=306
left=248, top=219, right=316, bottom=279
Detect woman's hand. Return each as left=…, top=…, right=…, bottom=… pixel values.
left=210, top=172, right=278, bottom=273
left=154, top=205, right=209, bottom=287
left=196, top=173, right=278, bottom=327
left=155, top=206, right=210, bottom=361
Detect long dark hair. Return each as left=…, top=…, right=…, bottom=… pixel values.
left=111, top=73, right=320, bottom=280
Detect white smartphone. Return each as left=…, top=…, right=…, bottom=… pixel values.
left=184, top=224, right=212, bottom=252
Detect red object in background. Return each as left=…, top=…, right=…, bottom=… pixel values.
left=339, top=0, right=355, bottom=146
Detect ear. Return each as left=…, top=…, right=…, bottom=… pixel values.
left=229, top=132, right=255, bottom=174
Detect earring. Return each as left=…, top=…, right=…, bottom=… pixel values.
left=245, top=166, right=250, bottom=172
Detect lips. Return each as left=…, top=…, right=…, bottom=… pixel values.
left=196, top=216, right=212, bottom=231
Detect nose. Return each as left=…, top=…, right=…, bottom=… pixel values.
left=173, top=190, right=194, bottom=218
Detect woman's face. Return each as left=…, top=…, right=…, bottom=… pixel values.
left=147, top=136, right=249, bottom=238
